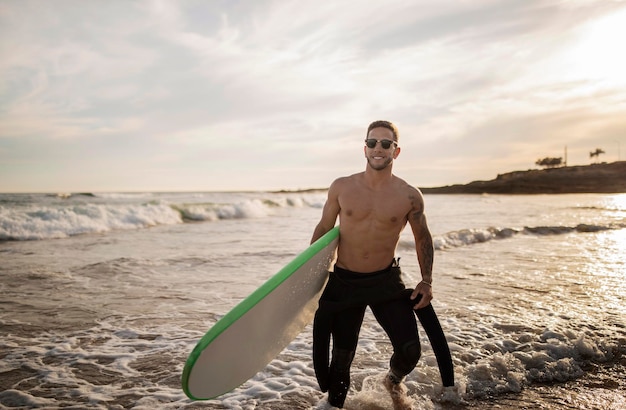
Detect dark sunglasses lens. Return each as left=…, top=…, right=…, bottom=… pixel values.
left=365, top=139, right=395, bottom=149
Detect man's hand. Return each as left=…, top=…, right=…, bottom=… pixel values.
left=410, top=281, right=433, bottom=310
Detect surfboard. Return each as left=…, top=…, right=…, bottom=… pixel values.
left=182, top=226, right=339, bottom=400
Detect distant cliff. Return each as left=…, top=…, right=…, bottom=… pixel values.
left=421, top=161, right=626, bottom=194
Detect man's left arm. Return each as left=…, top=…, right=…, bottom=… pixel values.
left=408, top=195, right=434, bottom=310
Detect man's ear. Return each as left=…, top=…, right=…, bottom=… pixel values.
left=393, top=146, right=401, bottom=159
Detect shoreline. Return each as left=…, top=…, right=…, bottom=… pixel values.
left=2, top=162, right=624, bottom=196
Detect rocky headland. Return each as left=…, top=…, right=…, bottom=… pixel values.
left=420, top=161, right=626, bottom=194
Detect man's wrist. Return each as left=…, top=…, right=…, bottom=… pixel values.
left=420, top=280, right=432, bottom=287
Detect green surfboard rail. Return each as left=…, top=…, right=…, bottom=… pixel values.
left=181, top=226, right=339, bottom=399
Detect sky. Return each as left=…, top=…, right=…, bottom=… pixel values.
left=1, top=0, right=625, bottom=192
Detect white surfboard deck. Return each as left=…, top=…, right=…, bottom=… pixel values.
left=182, top=226, right=339, bottom=400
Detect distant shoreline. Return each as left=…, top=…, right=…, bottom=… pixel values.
left=275, top=161, right=626, bottom=195
left=420, top=161, right=626, bottom=194
left=16, top=163, right=620, bottom=196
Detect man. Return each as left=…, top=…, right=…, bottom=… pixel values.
left=311, top=120, right=454, bottom=409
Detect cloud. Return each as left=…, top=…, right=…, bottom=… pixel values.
left=0, top=0, right=625, bottom=191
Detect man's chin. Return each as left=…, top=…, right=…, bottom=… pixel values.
left=367, top=159, right=392, bottom=171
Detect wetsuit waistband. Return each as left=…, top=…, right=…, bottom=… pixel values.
left=333, top=257, right=400, bottom=276
left=331, top=258, right=401, bottom=288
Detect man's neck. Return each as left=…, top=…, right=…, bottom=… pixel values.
left=363, top=166, right=394, bottom=188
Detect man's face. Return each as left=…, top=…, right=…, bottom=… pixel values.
left=364, top=127, right=399, bottom=171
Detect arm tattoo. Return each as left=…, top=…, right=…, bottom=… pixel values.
left=411, top=209, right=434, bottom=279
left=420, top=234, right=434, bottom=271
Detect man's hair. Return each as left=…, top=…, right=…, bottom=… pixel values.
left=366, top=120, right=399, bottom=142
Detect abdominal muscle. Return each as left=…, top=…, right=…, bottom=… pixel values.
left=335, top=220, right=404, bottom=273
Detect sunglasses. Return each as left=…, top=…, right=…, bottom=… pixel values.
left=365, top=138, right=397, bottom=149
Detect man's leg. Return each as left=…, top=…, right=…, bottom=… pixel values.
left=327, top=305, right=366, bottom=408
left=371, top=298, right=420, bottom=409
left=371, top=298, right=421, bottom=380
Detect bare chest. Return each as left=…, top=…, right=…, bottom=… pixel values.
left=339, top=190, right=410, bottom=225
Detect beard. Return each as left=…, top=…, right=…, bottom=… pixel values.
left=366, top=156, right=393, bottom=171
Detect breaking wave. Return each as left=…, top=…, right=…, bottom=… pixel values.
left=396, top=223, right=625, bottom=251
left=0, top=196, right=323, bottom=241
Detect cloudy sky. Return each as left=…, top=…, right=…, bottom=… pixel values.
left=1, top=0, right=625, bottom=192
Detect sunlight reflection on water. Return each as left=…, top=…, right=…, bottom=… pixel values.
left=585, top=229, right=626, bottom=312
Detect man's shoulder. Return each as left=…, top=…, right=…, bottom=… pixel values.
left=391, top=176, right=424, bottom=211
left=327, top=173, right=361, bottom=198
left=392, top=175, right=422, bottom=194
left=332, top=173, right=363, bottom=187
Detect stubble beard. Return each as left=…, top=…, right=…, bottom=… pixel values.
left=367, top=156, right=393, bottom=171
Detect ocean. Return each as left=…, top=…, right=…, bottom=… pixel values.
left=0, top=192, right=624, bottom=409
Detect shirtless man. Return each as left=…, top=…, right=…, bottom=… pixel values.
left=311, top=120, right=453, bottom=409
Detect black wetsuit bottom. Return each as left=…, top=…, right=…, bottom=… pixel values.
left=313, top=262, right=454, bottom=408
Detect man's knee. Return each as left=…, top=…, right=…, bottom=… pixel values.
left=390, top=339, right=421, bottom=376
left=330, top=348, right=355, bottom=372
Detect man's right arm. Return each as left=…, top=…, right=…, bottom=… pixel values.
left=311, top=179, right=341, bottom=244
